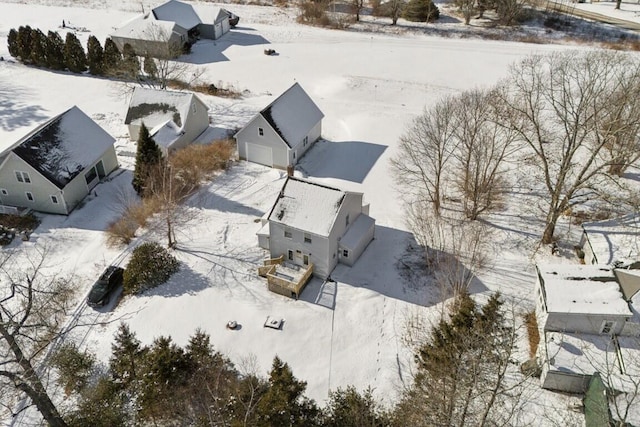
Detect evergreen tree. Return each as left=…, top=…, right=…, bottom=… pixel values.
left=403, top=0, right=439, bottom=22
left=7, top=28, right=19, bottom=59
left=16, top=25, right=33, bottom=63
left=110, top=323, right=145, bottom=388
left=143, top=54, right=157, bottom=80
left=64, top=32, right=87, bottom=73
left=255, top=356, right=320, bottom=426
left=102, top=37, right=122, bottom=75
left=132, top=122, right=162, bottom=195
left=29, top=28, right=48, bottom=67
left=46, top=31, right=65, bottom=70
left=121, top=43, right=140, bottom=80
left=86, top=35, right=104, bottom=75
left=324, top=386, right=390, bottom=427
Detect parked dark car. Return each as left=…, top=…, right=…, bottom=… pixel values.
left=87, top=266, right=124, bottom=308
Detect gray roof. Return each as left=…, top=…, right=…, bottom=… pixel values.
left=125, top=87, right=208, bottom=130
left=260, top=83, right=324, bottom=148
left=9, top=106, right=115, bottom=189
left=152, top=0, right=201, bottom=30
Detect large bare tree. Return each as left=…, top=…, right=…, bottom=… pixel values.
left=0, top=248, right=74, bottom=426
left=500, top=50, right=640, bottom=244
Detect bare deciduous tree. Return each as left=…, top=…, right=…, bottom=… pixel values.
left=391, top=95, right=459, bottom=216
left=455, top=0, right=477, bottom=24
left=500, top=50, right=640, bottom=244
left=0, top=248, right=74, bottom=426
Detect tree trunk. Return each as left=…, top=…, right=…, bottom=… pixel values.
left=616, top=0, right=621, bottom=10
left=542, top=216, right=557, bottom=244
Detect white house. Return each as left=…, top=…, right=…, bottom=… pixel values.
left=258, top=176, right=374, bottom=279
left=0, top=106, right=118, bottom=215
left=534, top=263, right=640, bottom=394
left=111, top=0, right=234, bottom=57
left=124, top=87, right=210, bottom=155
left=580, top=215, right=640, bottom=266
left=235, top=83, right=324, bottom=169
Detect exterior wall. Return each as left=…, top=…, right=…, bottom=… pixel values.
left=331, top=193, right=366, bottom=267
left=289, top=121, right=321, bottom=166
left=128, top=123, right=142, bottom=141
left=198, top=23, right=215, bottom=39
left=111, top=34, right=185, bottom=58
left=543, top=312, right=629, bottom=335
left=236, top=116, right=288, bottom=168
left=338, top=216, right=375, bottom=267
left=581, top=230, right=598, bottom=265
left=170, top=98, right=210, bottom=152
left=621, top=321, right=640, bottom=337
left=268, top=221, right=331, bottom=279
left=0, top=154, right=68, bottom=214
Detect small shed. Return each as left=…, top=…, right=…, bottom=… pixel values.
left=338, top=213, right=375, bottom=266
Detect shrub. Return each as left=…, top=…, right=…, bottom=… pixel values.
left=64, top=32, right=87, bottom=73
left=50, top=343, right=95, bottom=395
left=106, top=216, right=138, bottom=247
left=169, top=139, right=235, bottom=189
left=123, top=242, right=179, bottom=295
left=523, top=310, right=540, bottom=358
left=403, top=0, right=440, bottom=22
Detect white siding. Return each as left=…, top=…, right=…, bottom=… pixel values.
left=169, top=97, right=210, bottom=152
left=269, top=222, right=331, bottom=279
left=236, top=116, right=288, bottom=169
left=289, top=121, right=321, bottom=166
left=543, top=312, right=629, bottom=335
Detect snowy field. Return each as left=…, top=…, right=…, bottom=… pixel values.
left=1, top=0, right=639, bottom=425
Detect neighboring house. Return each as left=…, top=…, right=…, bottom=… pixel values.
left=580, top=214, right=640, bottom=266
left=111, top=0, right=234, bottom=57
left=0, top=106, right=118, bottom=215
left=235, top=83, right=324, bottom=169
left=258, top=176, right=375, bottom=280
left=124, top=87, right=210, bottom=155
left=534, top=263, right=640, bottom=394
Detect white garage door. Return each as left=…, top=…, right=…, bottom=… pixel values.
left=246, top=143, right=273, bottom=167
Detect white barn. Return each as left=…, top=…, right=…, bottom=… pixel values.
left=124, top=87, right=210, bottom=155
left=258, top=176, right=374, bottom=279
left=0, top=107, right=118, bottom=215
left=235, top=83, right=324, bottom=169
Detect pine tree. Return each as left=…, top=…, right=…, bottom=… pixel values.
left=16, top=25, right=33, bottom=63
left=324, top=386, right=390, bottom=427
left=46, top=31, right=65, bottom=70
left=64, top=32, right=87, bottom=73
left=7, top=28, right=19, bottom=59
left=29, top=28, right=47, bottom=68
left=132, top=123, right=162, bottom=195
left=143, top=54, right=157, bottom=80
left=255, top=356, right=320, bottom=426
left=102, top=37, right=122, bottom=75
left=403, top=0, right=439, bottom=21
left=110, top=323, right=145, bottom=388
left=86, top=35, right=104, bottom=75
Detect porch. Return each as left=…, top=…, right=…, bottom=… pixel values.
left=258, top=255, right=314, bottom=299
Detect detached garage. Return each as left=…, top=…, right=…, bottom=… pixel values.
left=235, top=83, right=324, bottom=170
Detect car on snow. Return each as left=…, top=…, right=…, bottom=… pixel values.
left=87, top=266, right=124, bottom=308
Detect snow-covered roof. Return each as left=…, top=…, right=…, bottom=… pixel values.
left=152, top=0, right=201, bottom=30
left=111, top=15, right=184, bottom=42
left=582, top=215, right=640, bottom=265
left=9, top=106, right=115, bottom=189
left=268, top=176, right=345, bottom=237
left=149, top=120, right=182, bottom=149
left=340, top=213, right=374, bottom=251
left=192, top=5, right=231, bottom=24
left=260, top=83, right=324, bottom=148
left=125, top=87, right=207, bottom=130
left=538, top=264, right=631, bottom=316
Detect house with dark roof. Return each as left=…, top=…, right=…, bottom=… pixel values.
left=257, top=176, right=374, bottom=280
left=235, top=83, right=324, bottom=169
left=110, top=0, right=235, bottom=57
left=124, top=87, right=210, bottom=155
left=0, top=106, right=118, bottom=215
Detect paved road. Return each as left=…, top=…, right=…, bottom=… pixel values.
left=545, top=1, right=640, bottom=31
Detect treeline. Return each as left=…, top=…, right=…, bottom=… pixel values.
left=7, top=26, right=130, bottom=76
left=52, top=291, right=524, bottom=426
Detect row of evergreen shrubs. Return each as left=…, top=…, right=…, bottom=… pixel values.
left=7, top=26, right=126, bottom=75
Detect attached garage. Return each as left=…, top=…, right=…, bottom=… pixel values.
left=246, top=143, right=273, bottom=167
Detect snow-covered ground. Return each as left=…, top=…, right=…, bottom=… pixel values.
left=1, top=0, right=639, bottom=425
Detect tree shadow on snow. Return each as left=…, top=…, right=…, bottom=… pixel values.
left=142, top=264, right=210, bottom=298
left=297, top=139, right=387, bottom=183
left=0, top=78, right=49, bottom=132
left=305, top=225, right=488, bottom=308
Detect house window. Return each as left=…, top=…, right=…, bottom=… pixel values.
left=15, top=171, right=31, bottom=183
left=50, top=195, right=59, bottom=204
left=293, top=152, right=296, bottom=159
left=304, top=234, right=312, bottom=244
left=0, top=189, right=7, bottom=195
left=303, top=254, right=309, bottom=265
left=191, top=102, right=196, bottom=113
left=284, top=229, right=292, bottom=239
left=303, top=136, right=308, bottom=146
left=25, top=192, right=34, bottom=202
left=258, top=127, right=264, bottom=136
left=85, top=167, right=98, bottom=185
left=288, top=250, right=293, bottom=261
left=601, top=321, right=616, bottom=335
left=343, top=249, right=349, bottom=258
left=346, top=214, right=350, bottom=227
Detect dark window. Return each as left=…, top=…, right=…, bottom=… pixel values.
left=16, top=171, right=31, bottom=183
left=26, top=192, right=34, bottom=202
left=85, top=167, right=98, bottom=185
left=288, top=250, right=293, bottom=261
left=304, top=234, right=312, bottom=244
left=284, top=230, right=292, bottom=238
left=0, top=189, right=7, bottom=195
left=258, top=127, right=264, bottom=136
left=51, top=195, right=58, bottom=204
left=343, top=249, right=349, bottom=258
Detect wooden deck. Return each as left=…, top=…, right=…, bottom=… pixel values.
left=258, top=256, right=313, bottom=299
